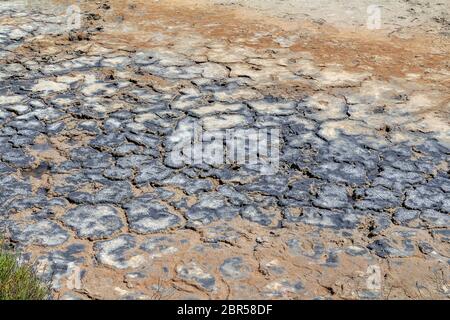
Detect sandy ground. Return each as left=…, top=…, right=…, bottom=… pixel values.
left=211, top=0, right=450, bottom=36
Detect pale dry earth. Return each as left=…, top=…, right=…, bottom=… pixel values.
left=213, top=0, right=450, bottom=36
left=0, top=0, right=449, bottom=300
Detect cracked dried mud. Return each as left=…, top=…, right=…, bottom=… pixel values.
left=0, top=0, right=449, bottom=300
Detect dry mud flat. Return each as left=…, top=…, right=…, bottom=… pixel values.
left=213, top=0, right=450, bottom=37
left=0, top=0, right=449, bottom=299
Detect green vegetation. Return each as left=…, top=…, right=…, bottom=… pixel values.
left=0, top=240, right=49, bottom=300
